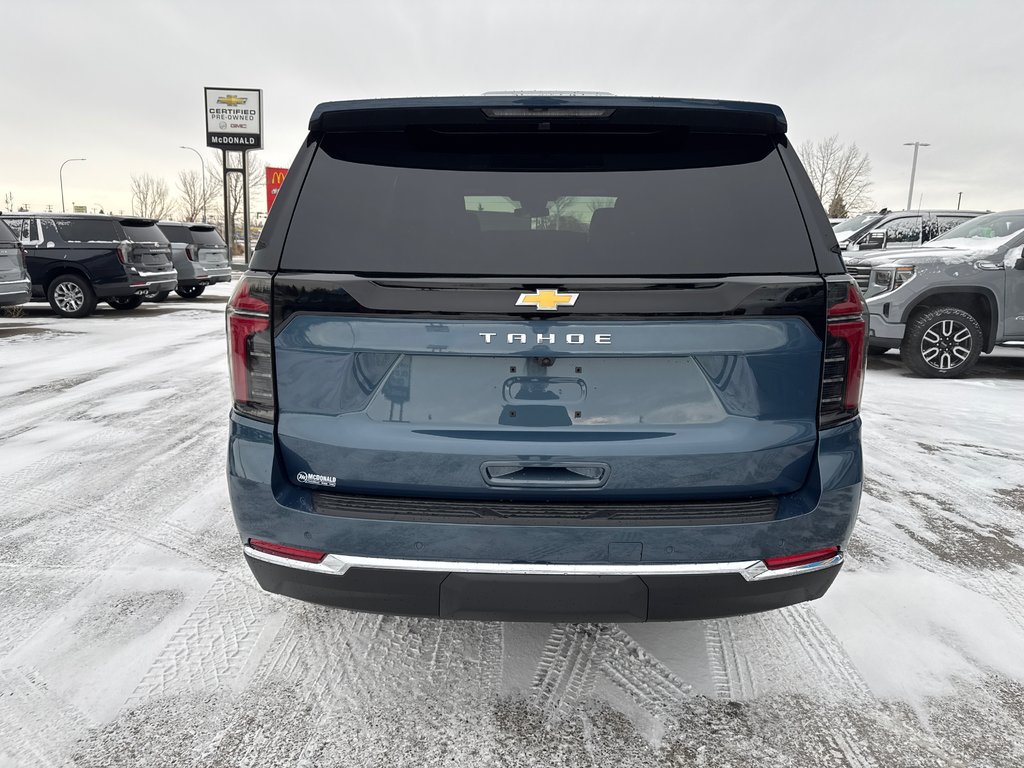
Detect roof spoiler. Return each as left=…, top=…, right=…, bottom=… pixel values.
left=309, top=96, right=787, bottom=135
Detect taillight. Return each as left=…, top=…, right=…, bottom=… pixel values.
left=820, top=275, right=867, bottom=427
left=227, top=273, right=274, bottom=422
left=764, top=546, right=840, bottom=570
left=185, top=244, right=199, bottom=261
left=248, top=539, right=326, bottom=564
left=116, top=240, right=131, bottom=264
left=18, top=246, right=28, bottom=270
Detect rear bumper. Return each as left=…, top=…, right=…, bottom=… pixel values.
left=228, top=412, right=862, bottom=621
left=0, top=278, right=31, bottom=306
left=178, top=266, right=232, bottom=288
left=95, top=271, right=177, bottom=298
left=243, top=549, right=842, bottom=621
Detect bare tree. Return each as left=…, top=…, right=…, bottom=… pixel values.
left=129, top=173, right=174, bottom=219
left=798, top=136, right=873, bottom=212
left=176, top=169, right=215, bottom=222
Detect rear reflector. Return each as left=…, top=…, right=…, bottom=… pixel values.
left=764, top=547, right=840, bottom=570
left=248, top=539, right=326, bottom=564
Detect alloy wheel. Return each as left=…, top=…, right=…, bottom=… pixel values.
left=920, top=319, right=972, bottom=371
left=53, top=281, right=85, bottom=313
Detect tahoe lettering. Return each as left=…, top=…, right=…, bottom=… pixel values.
left=478, top=332, right=612, bottom=344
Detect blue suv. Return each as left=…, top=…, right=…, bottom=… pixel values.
left=226, top=95, right=866, bottom=621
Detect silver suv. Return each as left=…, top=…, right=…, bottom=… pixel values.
left=846, top=210, right=1024, bottom=377
left=838, top=208, right=984, bottom=253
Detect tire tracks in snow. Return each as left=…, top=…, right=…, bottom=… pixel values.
left=704, top=604, right=965, bottom=767
left=530, top=623, right=691, bottom=734
left=0, top=667, right=90, bottom=767
left=196, top=611, right=505, bottom=766
left=859, top=436, right=1024, bottom=634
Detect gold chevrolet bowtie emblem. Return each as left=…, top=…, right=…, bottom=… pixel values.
left=217, top=94, right=248, bottom=106
left=516, top=289, right=579, bottom=311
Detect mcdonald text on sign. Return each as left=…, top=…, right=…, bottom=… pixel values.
left=266, top=166, right=288, bottom=211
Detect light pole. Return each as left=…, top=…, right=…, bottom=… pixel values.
left=179, top=145, right=207, bottom=222
left=903, top=142, right=930, bottom=210
left=59, top=158, right=86, bottom=213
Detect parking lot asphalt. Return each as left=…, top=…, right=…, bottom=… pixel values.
left=1, top=283, right=1023, bottom=767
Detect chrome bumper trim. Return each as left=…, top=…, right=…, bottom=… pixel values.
left=134, top=270, right=176, bottom=279
left=0, top=278, right=30, bottom=287
left=242, top=546, right=843, bottom=581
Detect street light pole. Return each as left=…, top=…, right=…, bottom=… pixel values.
left=903, top=142, right=930, bottom=210
left=59, top=158, right=86, bottom=213
left=179, top=145, right=207, bottom=222
left=957, top=192, right=962, bottom=211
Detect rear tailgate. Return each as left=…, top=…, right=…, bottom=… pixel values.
left=189, top=225, right=229, bottom=270
left=266, top=102, right=831, bottom=504
left=0, top=239, right=26, bottom=283
left=119, top=219, right=174, bottom=271
left=273, top=276, right=824, bottom=499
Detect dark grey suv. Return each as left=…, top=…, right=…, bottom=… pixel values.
left=155, top=221, right=231, bottom=300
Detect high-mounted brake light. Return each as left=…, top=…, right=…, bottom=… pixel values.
left=248, top=539, right=326, bottom=564
left=764, top=547, right=840, bottom=570
left=820, top=276, right=867, bottom=427
left=227, top=274, right=274, bottom=422
left=482, top=107, right=615, bottom=119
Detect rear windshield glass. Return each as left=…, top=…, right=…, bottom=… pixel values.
left=122, top=223, right=169, bottom=243
left=158, top=224, right=191, bottom=243
left=0, top=220, right=16, bottom=244
left=189, top=226, right=225, bottom=246
left=282, top=130, right=814, bottom=275
left=55, top=218, right=120, bottom=242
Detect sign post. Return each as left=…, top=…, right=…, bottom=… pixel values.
left=204, top=87, right=263, bottom=263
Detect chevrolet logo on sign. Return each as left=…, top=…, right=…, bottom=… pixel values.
left=516, top=290, right=579, bottom=311
left=217, top=94, right=248, bottom=106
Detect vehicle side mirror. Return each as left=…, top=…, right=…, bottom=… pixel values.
left=859, top=230, right=887, bottom=251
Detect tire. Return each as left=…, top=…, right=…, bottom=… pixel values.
left=900, top=306, right=983, bottom=378
left=148, top=291, right=171, bottom=303
left=47, top=274, right=97, bottom=318
left=176, top=285, right=205, bottom=299
left=108, top=296, right=144, bottom=311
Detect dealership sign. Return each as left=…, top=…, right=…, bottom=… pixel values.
left=205, top=87, right=262, bottom=149
left=266, top=166, right=288, bottom=210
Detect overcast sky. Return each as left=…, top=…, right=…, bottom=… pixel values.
left=4, top=0, right=1022, bottom=216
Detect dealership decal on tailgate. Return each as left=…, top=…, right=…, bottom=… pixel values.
left=297, top=471, right=337, bottom=488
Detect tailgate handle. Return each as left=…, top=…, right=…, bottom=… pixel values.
left=481, top=462, right=609, bottom=488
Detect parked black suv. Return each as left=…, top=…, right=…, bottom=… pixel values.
left=1, top=213, right=176, bottom=317
left=228, top=95, right=867, bottom=622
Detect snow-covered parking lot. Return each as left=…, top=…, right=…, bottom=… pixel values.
left=1, top=280, right=1023, bottom=767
